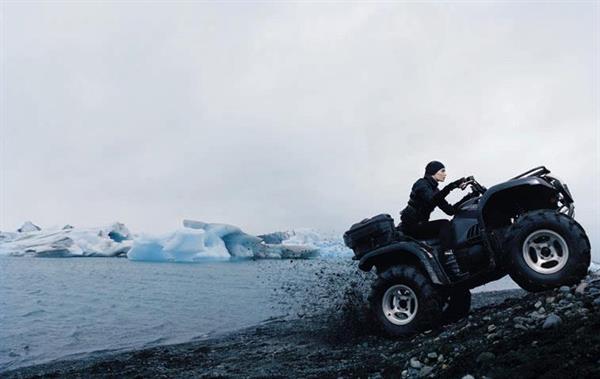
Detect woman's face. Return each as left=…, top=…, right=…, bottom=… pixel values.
left=433, top=168, right=447, bottom=182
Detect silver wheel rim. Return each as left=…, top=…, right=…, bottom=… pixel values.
left=522, top=229, right=569, bottom=274
left=382, top=284, right=418, bottom=325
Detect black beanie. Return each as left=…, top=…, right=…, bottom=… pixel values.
left=425, top=161, right=445, bottom=176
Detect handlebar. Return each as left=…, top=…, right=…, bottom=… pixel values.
left=464, top=176, right=487, bottom=194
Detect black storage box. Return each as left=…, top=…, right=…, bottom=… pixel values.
left=343, top=214, right=397, bottom=258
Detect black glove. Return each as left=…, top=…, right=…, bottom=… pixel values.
left=446, top=177, right=467, bottom=191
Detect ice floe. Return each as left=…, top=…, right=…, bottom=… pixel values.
left=127, top=220, right=321, bottom=262
left=0, top=223, right=132, bottom=257
left=0, top=219, right=352, bottom=261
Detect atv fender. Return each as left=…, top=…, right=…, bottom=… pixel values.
left=478, top=176, right=557, bottom=228
left=358, top=242, right=450, bottom=285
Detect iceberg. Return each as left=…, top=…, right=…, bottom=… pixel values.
left=260, top=228, right=353, bottom=259
left=127, top=228, right=229, bottom=262
left=182, top=220, right=262, bottom=258
left=0, top=222, right=132, bottom=257
left=0, top=219, right=353, bottom=261
left=281, top=228, right=322, bottom=246
left=127, top=220, right=320, bottom=262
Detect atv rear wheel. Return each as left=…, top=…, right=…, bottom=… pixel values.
left=504, top=210, right=591, bottom=292
left=369, top=266, right=442, bottom=336
left=441, top=287, right=471, bottom=324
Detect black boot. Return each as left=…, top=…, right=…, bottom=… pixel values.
left=442, top=249, right=467, bottom=280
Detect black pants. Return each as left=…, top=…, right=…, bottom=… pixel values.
left=401, top=219, right=453, bottom=250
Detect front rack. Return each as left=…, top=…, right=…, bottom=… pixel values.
left=510, top=166, right=551, bottom=180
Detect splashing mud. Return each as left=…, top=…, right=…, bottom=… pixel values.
left=259, top=259, right=529, bottom=344
left=320, top=278, right=378, bottom=343
left=260, top=260, right=378, bottom=342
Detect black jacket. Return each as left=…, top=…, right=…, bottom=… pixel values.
left=400, top=176, right=464, bottom=225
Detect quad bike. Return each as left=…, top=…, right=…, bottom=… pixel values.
left=343, top=166, right=591, bottom=336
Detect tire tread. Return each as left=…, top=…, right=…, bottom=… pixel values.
left=369, top=265, right=442, bottom=336
left=504, top=210, right=590, bottom=292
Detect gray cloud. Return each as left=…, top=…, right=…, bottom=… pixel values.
left=1, top=2, right=598, bottom=258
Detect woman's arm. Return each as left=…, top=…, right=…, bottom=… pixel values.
left=438, top=198, right=456, bottom=216
left=415, top=181, right=454, bottom=208
left=415, top=178, right=466, bottom=215
left=440, top=189, right=478, bottom=216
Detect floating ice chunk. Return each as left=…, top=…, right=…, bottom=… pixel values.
left=127, top=220, right=320, bottom=262
left=0, top=223, right=132, bottom=257
left=17, top=221, right=41, bottom=233
left=281, top=228, right=321, bottom=247
left=1, top=219, right=352, bottom=261
left=261, top=244, right=319, bottom=259
left=183, top=219, right=263, bottom=258
left=106, top=222, right=131, bottom=242
left=222, top=232, right=262, bottom=258
left=127, top=220, right=262, bottom=262
left=0, top=230, right=18, bottom=242
left=257, top=231, right=290, bottom=244
left=314, top=238, right=354, bottom=259
left=263, top=228, right=353, bottom=259
left=127, top=228, right=230, bottom=262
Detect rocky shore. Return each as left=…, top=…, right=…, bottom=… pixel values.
left=4, top=269, right=600, bottom=379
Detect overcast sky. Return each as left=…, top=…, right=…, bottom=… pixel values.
left=1, top=2, right=598, bottom=256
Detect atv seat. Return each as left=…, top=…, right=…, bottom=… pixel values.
left=396, top=222, right=442, bottom=248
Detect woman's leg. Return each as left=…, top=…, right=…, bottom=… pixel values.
left=401, top=220, right=464, bottom=277
left=438, top=221, right=465, bottom=279
left=436, top=220, right=453, bottom=250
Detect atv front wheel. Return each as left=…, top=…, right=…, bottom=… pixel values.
left=369, top=266, right=442, bottom=336
left=504, top=210, right=591, bottom=292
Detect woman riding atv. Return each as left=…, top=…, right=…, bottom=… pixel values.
left=345, top=164, right=590, bottom=336
left=399, top=161, right=474, bottom=279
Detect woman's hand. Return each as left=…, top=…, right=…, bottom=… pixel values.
left=459, top=179, right=474, bottom=190
left=447, top=177, right=466, bottom=190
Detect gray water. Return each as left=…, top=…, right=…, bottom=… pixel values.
left=0, top=256, right=518, bottom=372
left=0, top=257, right=296, bottom=371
